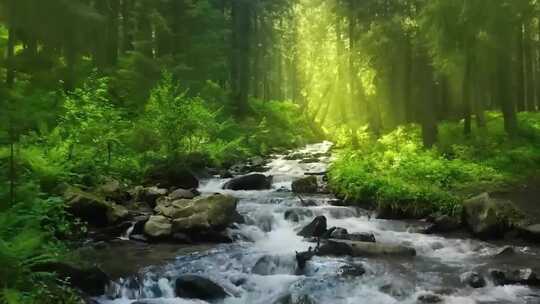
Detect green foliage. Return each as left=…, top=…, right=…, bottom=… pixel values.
left=329, top=113, right=540, bottom=217
left=0, top=183, right=80, bottom=304
left=136, top=75, right=318, bottom=169
left=249, top=100, right=318, bottom=154
left=140, top=73, right=221, bottom=157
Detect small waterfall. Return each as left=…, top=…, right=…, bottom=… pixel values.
left=119, top=223, right=135, bottom=241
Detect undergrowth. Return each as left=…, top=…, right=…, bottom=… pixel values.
left=329, top=112, right=540, bottom=217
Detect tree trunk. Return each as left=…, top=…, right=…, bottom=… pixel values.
left=137, top=1, right=153, bottom=58
left=9, top=132, right=15, bottom=206
left=438, top=75, right=449, bottom=121
left=462, top=52, right=472, bottom=136
left=121, top=0, right=134, bottom=53
left=348, top=0, right=363, bottom=145
left=108, top=0, right=120, bottom=65
left=419, top=53, right=438, bottom=147
left=252, top=11, right=262, bottom=99
left=403, top=38, right=413, bottom=123
left=231, top=0, right=252, bottom=116
left=498, top=51, right=519, bottom=135
left=516, top=23, right=526, bottom=112
left=524, top=22, right=535, bottom=111
left=94, top=0, right=109, bottom=67
left=336, top=15, right=347, bottom=125
left=6, top=27, right=15, bottom=87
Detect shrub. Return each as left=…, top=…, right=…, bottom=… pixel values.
left=328, top=113, right=540, bottom=217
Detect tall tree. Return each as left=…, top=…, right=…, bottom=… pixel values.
left=231, top=0, right=252, bottom=116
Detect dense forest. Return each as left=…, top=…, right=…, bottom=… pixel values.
left=1, top=0, right=540, bottom=303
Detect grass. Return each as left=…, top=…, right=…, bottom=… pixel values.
left=328, top=112, right=540, bottom=217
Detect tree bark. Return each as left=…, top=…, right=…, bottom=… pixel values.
left=6, top=27, right=15, bottom=87
left=516, top=23, right=526, bottom=112
left=231, top=0, right=252, bottom=116
left=348, top=0, right=363, bottom=145
left=336, top=15, right=347, bottom=125
left=419, top=53, right=438, bottom=147
left=524, top=22, right=535, bottom=111
left=403, top=38, right=414, bottom=123
left=107, top=0, right=120, bottom=65
left=462, top=52, right=472, bottom=136
left=252, top=11, right=262, bottom=99
left=498, top=51, right=519, bottom=135
left=9, top=131, right=15, bottom=206
left=121, top=0, right=134, bottom=53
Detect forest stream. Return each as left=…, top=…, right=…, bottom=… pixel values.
left=94, top=142, right=540, bottom=304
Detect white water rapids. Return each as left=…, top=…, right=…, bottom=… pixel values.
left=96, top=142, right=540, bottom=304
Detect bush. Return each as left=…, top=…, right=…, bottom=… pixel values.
left=0, top=183, right=81, bottom=304
left=329, top=113, right=540, bottom=217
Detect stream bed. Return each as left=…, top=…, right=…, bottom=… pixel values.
left=95, top=142, right=540, bottom=304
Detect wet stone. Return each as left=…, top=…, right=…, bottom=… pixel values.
left=461, top=271, right=486, bottom=288
left=417, top=293, right=443, bottom=303
left=338, top=264, right=366, bottom=277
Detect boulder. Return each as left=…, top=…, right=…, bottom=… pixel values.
left=154, top=199, right=192, bottom=218
left=141, top=187, right=168, bottom=208
left=519, top=224, right=540, bottom=242
left=97, top=179, right=129, bottom=203
left=175, top=275, right=228, bottom=300
left=145, top=165, right=199, bottom=189
left=65, top=187, right=117, bottom=227
left=106, top=203, right=129, bottom=224
left=338, top=264, right=366, bottom=277
left=489, top=268, right=540, bottom=286
left=317, top=239, right=416, bottom=257
left=463, top=193, right=522, bottom=239
left=291, top=176, right=318, bottom=194
left=31, top=262, right=109, bottom=296
left=460, top=272, right=486, bottom=288
left=169, top=188, right=199, bottom=200
left=171, top=194, right=238, bottom=233
left=223, top=174, right=273, bottom=190
left=297, top=216, right=327, bottom=238
left=425, top=215, right=461, bottom=234
left=143, top=215, right=172, bottom=239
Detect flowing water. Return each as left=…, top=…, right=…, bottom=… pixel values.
left=96, top=142, right=540, bottom=304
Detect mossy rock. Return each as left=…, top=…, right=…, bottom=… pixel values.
left=292, top=176, right=318, bottom=194
left=65, top=187, right=129, bottom=226
left=463, top=193, right=524, bottom=239
left=171, top=194, right=238, bottom=233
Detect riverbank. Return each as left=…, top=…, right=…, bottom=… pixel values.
left=328, top=112, right=540, bottom=220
